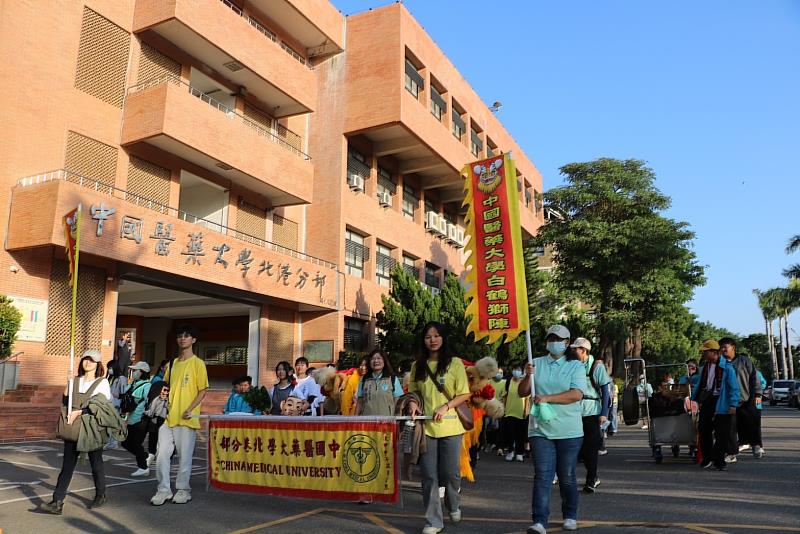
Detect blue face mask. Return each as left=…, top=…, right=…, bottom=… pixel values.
left=512, top=369, right=524, bottom=379
left=546, top=341, right=567, bottom=357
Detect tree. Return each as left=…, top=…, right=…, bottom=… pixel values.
left=535, top=158, right=705, bottom=376
left=754, top=288, right=781, bottom=380
left=0, top=296, right=22, bottom=361
left=439, top=273, right=492, bottom=361
left=739, top=333, right=773, bottom=380
left=783, top=234, right=800, bottom=279
left=375, top=266, right=439, bottom=366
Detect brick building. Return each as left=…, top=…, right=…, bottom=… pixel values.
left=0, top=0, right=543, bottom=407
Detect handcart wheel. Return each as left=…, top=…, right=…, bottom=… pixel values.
left=622, top=386, right=640, bottom=425
left=671, top=445, right=680, bottom=458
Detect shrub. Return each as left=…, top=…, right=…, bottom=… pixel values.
left=0, top=296, right=22, bottom=362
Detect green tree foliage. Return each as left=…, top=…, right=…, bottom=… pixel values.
left=0, top=296, right=22, bottom=361
left=535, top=158, right=705, bottom=375
left=376, top=266, right=439, bottom=366
left=739, top=333, right=773, bottom=380
left=438, top=273, right=490, bottom=361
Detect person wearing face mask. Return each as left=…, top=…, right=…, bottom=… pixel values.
left=499, top=366, right=529, bottom=462
left=518, top=325, right=586, bottom=534
left=121, top=361, right=153, bottom=477
left=483, top=368, right=505, bottom=453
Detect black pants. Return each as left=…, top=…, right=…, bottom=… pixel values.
left=53, top=440, right=105, bottom=502
left=147, top=416, right=165, bottom=455
left=699, top=399, right=730, bottom=467
left=501, top=416, right=527, bottom=455
left=736, top=401, right=759, bottom=447
left=579, top=415, right=601, bottom=485
left=121, top=420, right=149, bottom=469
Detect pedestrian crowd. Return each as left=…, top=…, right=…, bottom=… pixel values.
left=39, top=323, right=769, bottom=534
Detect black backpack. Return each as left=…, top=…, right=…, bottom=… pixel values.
left=120, top=381, right=148, bottom=415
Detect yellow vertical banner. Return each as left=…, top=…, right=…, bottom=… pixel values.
left=462, top=154, right=529, bottom=343
left=63, top=205, right=82, bottom=400
left=209, top=417, right=399, bottom=502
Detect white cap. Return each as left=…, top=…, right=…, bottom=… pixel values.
left=569, top=337, right=591, bottom=351
left=545, top=325, right=570, bottom=340
left=82, top=349, right=102, bottom=363
left=129, top=361, right=151, bottom=373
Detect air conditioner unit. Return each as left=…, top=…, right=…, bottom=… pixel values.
left=347, top=173, right=365, bottom=192
left=454, top=227, right=465, bottom=248
left=378, top=191, right=392, bottom=207
left=425, top=211, right=440, bottom=233
left=446, top=222, right=458, bottom=244
left=437, top=217, right=448, bottom=237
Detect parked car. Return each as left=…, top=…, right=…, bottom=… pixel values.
left=770, top=380, right=796, bottom=406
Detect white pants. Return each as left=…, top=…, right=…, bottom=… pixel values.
left=156, top=424, right=197, bottom=493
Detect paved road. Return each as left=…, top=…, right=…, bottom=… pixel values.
left=0, top=406, right=798, bottom=534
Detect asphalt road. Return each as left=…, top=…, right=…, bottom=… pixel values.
left=0, top=406, right=798, bottom=534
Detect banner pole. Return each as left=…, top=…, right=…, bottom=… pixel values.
left=525, top=329, right=537, bottom=429
left=67, top=204, right=82, bottom=413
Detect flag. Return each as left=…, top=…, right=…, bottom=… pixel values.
left=63, top=206, right=81, bottom=286
left=462, top=154, right=529, bottom=343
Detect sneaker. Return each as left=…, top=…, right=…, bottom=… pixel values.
left=738, top=444, right=751, bottom=452
left=146, top=453, right=156, bottom=467
left=598, top=449, right=608, bottom=456
left=515, top=454, right=524, bottom=462
left=701, top=461, right=714, bottom=469
left=438, top=486, right=446, bottom=499
left=753, top=445, right=764, bottom=458
left=563, top=518, right=578, bottom=531
left=172, top=490, right=192, bottom=504
left=88, top=494, right=106, bottom=509
left=497, top=449, right=506, bottom=456
left=583, top=479, right=600, bottom=493
left=527, top=523, right=547, bottom=534
left=505, top=452, right=515, bottom=462
left=422, top=526, right=443, bottom=534
left=641, top=425, right=648, bottom=430
left=150, top=489, right=173, bottom=506
left=131, top=467, right=150, bottom=477
left=553, top=475, right=559, bottom=485
left=725, top=454, right=737, bottom=464
left=41, top=500, right=63, bottom=515
left=450, top=509, right=462, bottom=523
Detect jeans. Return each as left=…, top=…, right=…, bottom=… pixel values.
left=156, top=424, right=197, bottom=493
left=419, top=434, right=462, bottom=529
left=53, top=440, right=105, bottom=502
left=579, top=415, right=601, bottom=485
left=609, top=406, right=618, bottom=434
left=121, top=420, right=149, bottom=469
left=530, top=436, right=583, bottom=527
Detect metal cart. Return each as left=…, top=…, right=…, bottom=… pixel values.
left=622, top=359, right=697, bottom=464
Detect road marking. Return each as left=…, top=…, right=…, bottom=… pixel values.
left=229, top=508, right=325, bottom=534
left=683, top=526, right=729, bottom=534
left=361, top=512, right=405, bottom=534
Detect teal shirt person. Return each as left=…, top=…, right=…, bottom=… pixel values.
left=581, top=355, right=612, bottom=417
left=528, top=355, right=587, bottom=440
left=125, top=379, right=152, bottom=425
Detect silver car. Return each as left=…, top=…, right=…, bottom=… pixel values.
left=769, top=380, right=796, bottom=405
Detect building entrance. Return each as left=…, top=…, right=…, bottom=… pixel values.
left=116, top=279, right=260, bottom=389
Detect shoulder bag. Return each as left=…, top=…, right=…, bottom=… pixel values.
left=56, top=378, right=102, bottom=442
left=424, top=364, right=474, bottom=431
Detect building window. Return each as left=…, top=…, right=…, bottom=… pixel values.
left=347, top=147, right=370, bottom=191
left=375, top=243, right=396, bottom=287
left=404, top=58, right=424, bottom=99
left=487, top=138, right=497, bottom=157
left=430, top=85, right=446, bottom=121
left=344, top=317, right=367, bottom=352
left=452, top=109, right=466, bottom=141
left=402, top=255, right=419, bottom=280
left=345, top=230, right=369, bottom=278
left=377, top=167, right=396, bottom=204
left=525, top=188, right=532, bottom=208
left=425, top=199, right=435, bottom=215
left=470, top=127, right=483, bottom=157
left=425, top=262, right=440, bottom=289
left=403, top=185, right=417, bottom=220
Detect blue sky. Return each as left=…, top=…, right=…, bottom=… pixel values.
left=333, top=0, right=800, bottom=339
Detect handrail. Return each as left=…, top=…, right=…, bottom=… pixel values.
left=127, top=75, right=311, bottom=161
left=219, top=0, right=312, bottom=70
left=16, top=170, right=337, bottom=270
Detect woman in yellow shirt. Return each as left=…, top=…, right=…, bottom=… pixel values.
left=407, top=322, right=470, bottom=534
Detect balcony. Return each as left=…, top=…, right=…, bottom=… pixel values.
left=247, top=0, right=344, bottom=58
left=122, top=76, right=312, bottom=207
left=8, top=171, right=339, bottom=309
left=133, top=0, right=316, bottom=116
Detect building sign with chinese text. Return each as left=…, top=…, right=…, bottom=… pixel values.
left=462, top=154, right=530, bottom=343
left=209, top=416, right=398, bottom=502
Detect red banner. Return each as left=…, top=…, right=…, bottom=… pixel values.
left=462, top=155, right=529, bottom=343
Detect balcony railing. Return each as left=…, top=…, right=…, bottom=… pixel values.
left=127, top=75, right=310, bottom=160
left=17, top=169, right=336, bottom=270
left=220, top=0, right=311, bottom=70
left=347, top=156, right=371, bottom=182
left=425, top=272, right=440, bottom=288
left=402, top=264, right=420, bottom=280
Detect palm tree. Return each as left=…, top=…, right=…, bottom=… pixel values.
left=785, top=234, right=800, bottom=279
left=754, top=289, right=780, bottom=380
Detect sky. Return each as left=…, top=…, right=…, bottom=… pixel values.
left=333, top=0, right=800, bottom=340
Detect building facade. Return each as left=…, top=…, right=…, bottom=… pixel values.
left=0, top=0, right=543, bottom=392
